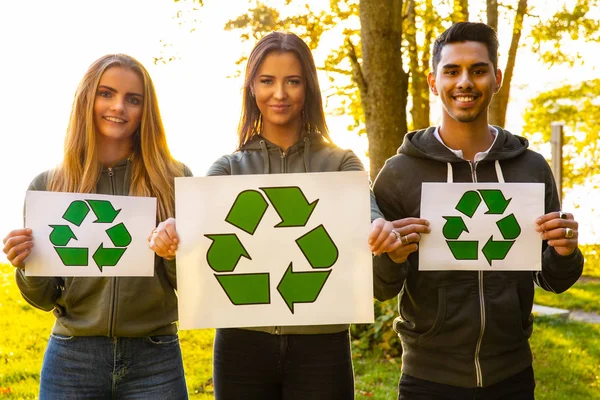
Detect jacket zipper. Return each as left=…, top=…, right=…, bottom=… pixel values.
left=280, top=150, right=287, bottom=173
left=470, top=161, right=485, bottom=387
left=108, top=167, right=118, bottom=337
left=275, top=150, right=288, bottom=335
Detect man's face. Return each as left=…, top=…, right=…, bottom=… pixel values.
left=428, top=41, right=502, bottom=124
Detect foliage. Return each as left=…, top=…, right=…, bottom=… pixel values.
left=581, top=244, right=600, bottom=278
left=523, top=79, right=600, bottom=191
left=351, top=298, right=402, bottom=358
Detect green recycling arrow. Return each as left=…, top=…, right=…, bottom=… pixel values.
left=215, top=273, right=270, bottom=305
left=455, top=191, right=482, bottom=218
left=496, top=213, right=521, bottom=240
left=479, top=190, right=511, bottom=214
left=49, top=225, right=77, bottom=246
left=442, top=217, right=469, bottom=239
left=205, top=234, right=251, bottom=273
left=482, top=236, right=515, bottom=266
left=92, top=244, right=126, bottom=271
left=261, top=186, right=318, bottom=227
left=277, top=263, right=331, bottom=313
left=446, top=241, right=479, bottom=260
left=106, top=223, right=132, bottom=247
left=87, top=200, right=121, bottom=223
left=62, top=200, right=90, bottom=226
left=55, top=247, right=88, bottom=266
left=295, top=225, right=338, bottom=268
left=225, top=190, right=269, bottom=235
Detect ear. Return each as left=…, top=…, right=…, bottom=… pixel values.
left=249, top=84, right=255, bottom=98
left=494, top=69, right=503, bottom=93
left=427, top=72, right=438, bottom=96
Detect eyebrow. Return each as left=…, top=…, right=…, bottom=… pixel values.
left=442, top=62, right=490, bottom=69
left=98, top=85, right=144, bottom=98
left=258, top=74, right=303, bottom=79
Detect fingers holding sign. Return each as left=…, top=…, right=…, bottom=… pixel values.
left=536, top=211, right=579, bottom=256
left=148, top=218, right=179, bottom=260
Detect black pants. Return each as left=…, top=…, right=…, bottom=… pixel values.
left=213, top=328, right=354, bottom=400
left=399, top=365, right=535, bottom=400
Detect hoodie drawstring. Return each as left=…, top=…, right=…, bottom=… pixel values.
left=446, top=160, right=504, bottom=183
left=259, top=140, right=270, bottom=174
left=303, top=137, right=311, bottom=173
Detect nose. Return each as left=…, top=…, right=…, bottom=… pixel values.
left=273, top=82, right=287, bottom=100
left=110, top=97, right=126, bottom=113
left=457, top=70, right=473, bottom=91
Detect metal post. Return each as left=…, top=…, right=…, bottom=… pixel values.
left=550, top=122, right=563, bottom=203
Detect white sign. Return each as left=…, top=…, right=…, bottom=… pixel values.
left=25, top=191, right=157, bottom=277
left=175, top=171, right=374, bottom=330
left=419, top=183, right=544, bottom=271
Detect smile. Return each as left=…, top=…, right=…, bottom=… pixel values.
left=104, top=116, right=127, bottom=123
left=454, top=96, right=476, bottom=102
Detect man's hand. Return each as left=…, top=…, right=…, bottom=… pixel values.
left=536, top=211, right=578, bottom=256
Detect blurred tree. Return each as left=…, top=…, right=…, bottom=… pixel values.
left=168, top=0, right=600, bottom=179
left=523, top=79, right=600, bottom=192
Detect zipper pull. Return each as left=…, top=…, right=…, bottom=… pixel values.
left=108, top=167, right=114, bottom=177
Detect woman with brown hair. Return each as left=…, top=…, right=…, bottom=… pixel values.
left=3, top=54, right=191, bottom=399
left=151, top=32, right=399, bottom=399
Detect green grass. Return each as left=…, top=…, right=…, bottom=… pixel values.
left=535, top=282, right=600, bottom=314
left=2, top=262, right=600, bottom=399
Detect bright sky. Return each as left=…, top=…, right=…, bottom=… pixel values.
left=0, top=0, right=597, bottom=258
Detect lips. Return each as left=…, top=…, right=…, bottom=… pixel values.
left=103, top=116, right=127, bottom=123
left=269, top=104, right=290, bottom=112
left=452, top=93, right=479, bottom=107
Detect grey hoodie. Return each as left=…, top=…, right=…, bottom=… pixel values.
left=372, top=126, right=584, bottom=388
left=207, top=133, right=383, bottom=335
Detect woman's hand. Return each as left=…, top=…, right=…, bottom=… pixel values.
left=148, top=218, right=179, bottom=260
left=3, top=228, right=34, bottom=269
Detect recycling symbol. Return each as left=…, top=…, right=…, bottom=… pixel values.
left=49, top=200, right=131, bottom=271
left=442, top=189, right=521, bottom=265
left=205, top=186, right=338, bottom=313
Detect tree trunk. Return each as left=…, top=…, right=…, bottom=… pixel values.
left=407, top=0, right=430, bottom=130
left=486, top=0, right=498, bottom=32
left=359, top=0, right=409, bottom=180
left=452, top=0, right=469, bottom=22
left=489, top=0, right=527, bottom=127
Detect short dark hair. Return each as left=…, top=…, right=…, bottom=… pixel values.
left=431, top=22, right=499, bottom=74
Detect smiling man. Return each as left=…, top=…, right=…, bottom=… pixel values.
left=372, top=22, right=584, bottom=399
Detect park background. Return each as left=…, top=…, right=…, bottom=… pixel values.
left=0, top=0, right=599, bottom=398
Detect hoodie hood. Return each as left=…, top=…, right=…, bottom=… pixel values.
left=398, top=126, right=529, bottom=163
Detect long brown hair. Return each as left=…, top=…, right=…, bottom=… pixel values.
left=237, top=31, right=332, bottom=149
left=48, top=54, right=183, bottom=221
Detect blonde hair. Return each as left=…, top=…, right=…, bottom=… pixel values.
left=237, top=31, right=332, bottom=149
left=48, top=54, right=184, bottom=221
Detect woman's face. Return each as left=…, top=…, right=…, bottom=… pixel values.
left=93, top=66, right=144, bottom=144
left=252, top=51, right=306, bottom=135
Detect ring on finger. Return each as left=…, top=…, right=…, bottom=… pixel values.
left=565, top=227, right=574, bottom=239
left=401, top=235, right=410, bottom=245
left=558, top=211, right=567, bottom=220
left=392, top=230, right=401, bottom=241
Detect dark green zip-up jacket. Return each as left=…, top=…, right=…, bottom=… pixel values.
left=372, top=127, right=584, bottom=388
left=207, top=133, right=382, bottom=335
left=16, top=159, right=192, bottom=337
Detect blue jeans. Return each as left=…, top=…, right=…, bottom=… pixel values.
left=39, top=334, right=188, bottom=399
left=398, top=365, right=535, bottom=400
left=213, top=328, right=354, bottom=400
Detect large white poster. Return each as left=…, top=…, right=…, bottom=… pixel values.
left=25, top=191, right=157, bottom=277
left=419, top=183, right=544, bottom=271
left=175, top=171, right=374, bottom=330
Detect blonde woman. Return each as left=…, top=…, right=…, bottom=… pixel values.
left=2, top=54, right=191, bottom=399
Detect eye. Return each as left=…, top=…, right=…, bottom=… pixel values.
left=444, top=70, right=457, bottom=76
left=473, top=69, right=486, bottom=75
left=260, top=79, right=273, bottom=84
left=127, top=96, right=142, bottom=105
left=97, top=90, right=112, bottom=98
left=288, top=79, right=301, bottom=85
